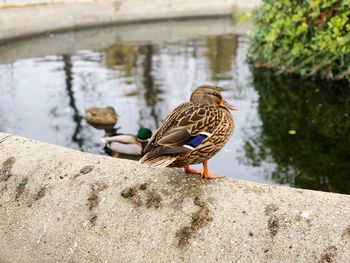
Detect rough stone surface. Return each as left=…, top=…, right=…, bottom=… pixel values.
left=0, top=0, right=261, bottom=43
left=0, top=132, right=350, bottom=262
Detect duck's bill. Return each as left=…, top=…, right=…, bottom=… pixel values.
left=221, top=101, right=239, bottom=111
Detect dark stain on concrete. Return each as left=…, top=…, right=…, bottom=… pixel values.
left=145, top=190, right=162, bottom=209
left=168, top=173, right=205, bottom=209
left=89, top=214, right=98, bottom=226
left=87, top=182, right=108, bottom=226
left=88, top=191, right=98, bottom=211
left=166, top=172, right=216, bottom=249
left=267, top=215, right=279, bottom=237
left=0, top=157, right=16, bottom=182
left=59, top=174, right=68, bottom=180
left=120, top=183, right=162, bottom=208
left=71, top=173, right=82, bottom=179
left=319, top=245, right=337, bottom=263
left=15, top=177, right=28, bottom=201
left=121, top=186, right=141, bottom=207
left=176, top=196, right=213, bottom=249
left=121, top=187, right=135, bottom=198
left=265, top=203, right=280, bottom=237
left=93, top=182, right=108, bottom=192
left=27, top=186, right=47, bottom=207
left=0, top=135, right=12, bottom=144
left=342, top=225, right=350, bottom=239
left=139, top=183, right=148, bottom=191
left=0, top=157, right=16, bottom=195
left=80, top=165, right=94, bottom=175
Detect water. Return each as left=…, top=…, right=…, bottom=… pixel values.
left=0, top=18, right=349, bottom=194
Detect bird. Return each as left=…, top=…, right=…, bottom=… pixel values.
left=139, top=84, right=238, bottom=179
left=85, top=106, right=117, bottom=128
left=102, top=128, right=152, bottom=158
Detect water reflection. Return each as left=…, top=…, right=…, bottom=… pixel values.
left=139, top=45, right=162, bottom=128
left=206, top=35, right=237, bottom=81
left=62, top=54, right=84, bottom=149
left=104, top=44, right=137, bottom=77
left=0, top=20, right=349, bottom=194
left=248, top=69, right=350, bottom=194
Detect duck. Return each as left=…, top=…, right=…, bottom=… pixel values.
left=102, top=128, right=152, bottom=158
left=85, top=106, right=117, bottom=129
left=139, top=84, right=238, bottom=179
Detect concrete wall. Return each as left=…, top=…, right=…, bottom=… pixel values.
left=1, top=132, right=350, bottom=262
left=0, top=0, right=261, bottom=43
left=0, top=17, right=250, bottom=64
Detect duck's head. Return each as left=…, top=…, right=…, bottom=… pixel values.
left=190, top=85, right=239, bottom=111
left=136, top=128, right=153, bottom=142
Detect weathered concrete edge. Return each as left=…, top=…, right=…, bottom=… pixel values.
left=0, top=17, right=249, bottom=64
left=0, top=0, right=260, bottom=44
left=0, top=132, right=350, bottom=262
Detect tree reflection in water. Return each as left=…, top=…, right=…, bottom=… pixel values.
left=139, top=45, right=162, bottom=128
left=62, top=54, right=84, bottom=150
left=103, top=43, right=162, bottom=130
left=246, top=69, right=350, bottom=194
left=206, top=35, right=237, bottom=81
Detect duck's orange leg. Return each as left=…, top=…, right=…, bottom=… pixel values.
left=184, top=165, right=201, bottom=175
left=201, top=160, right=224, bottom=179
left=111, top=151, right=120, bottom=158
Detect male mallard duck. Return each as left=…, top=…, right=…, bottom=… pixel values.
left=139, top=85, right=238, bottom=179
left=102, top=128, right=152, bottom=157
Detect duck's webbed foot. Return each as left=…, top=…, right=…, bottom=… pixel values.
left=183, top=165, right=202, bottom=175
left=201, top=160, right=224, bottom=179
left=201, top=172, right=224, bottom=179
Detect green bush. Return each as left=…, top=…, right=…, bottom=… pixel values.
left=248, top=0, right=350, bottom=80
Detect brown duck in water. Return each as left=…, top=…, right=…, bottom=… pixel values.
left=139, top=85, right=238, bottom=179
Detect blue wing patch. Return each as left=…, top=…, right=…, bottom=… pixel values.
left=185, top=134, right=208, bottom=148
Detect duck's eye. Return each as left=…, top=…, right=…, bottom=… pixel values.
left=209, top=92, right=221, bottom=99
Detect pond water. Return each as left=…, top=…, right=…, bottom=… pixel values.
left=0, top=18, right=349, bottom=194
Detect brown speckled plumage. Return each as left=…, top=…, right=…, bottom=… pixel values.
left=139, top=85, right=236, bottom=169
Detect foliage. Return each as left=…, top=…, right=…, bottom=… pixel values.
left=248, top=0, right=350, bottom=80
left=232, top=12, right=253, bottom=24
left=245, top=69, right=350, bottom=194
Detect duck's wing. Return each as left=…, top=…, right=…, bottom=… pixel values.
left=142, top=102, right=190, bottom=154
left=141, top=103, right=222, bottom=165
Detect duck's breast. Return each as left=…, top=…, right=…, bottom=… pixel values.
left=109, top=142, right=141, bottom=155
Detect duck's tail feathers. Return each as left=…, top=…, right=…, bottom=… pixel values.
left=139, top=154, right=176, bottom=167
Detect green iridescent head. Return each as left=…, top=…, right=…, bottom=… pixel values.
left=136, top=128, right=152, bottom=141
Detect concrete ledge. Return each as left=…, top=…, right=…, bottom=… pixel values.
left=0, top=132, right=349, bottom=262
left=0, top=17, right=249, bottom=64
left=0, top=0, right=261, bottom=44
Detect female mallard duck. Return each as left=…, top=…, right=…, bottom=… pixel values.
left=139, top=85, right=238, bottom=179
left=102, top=128, right=152, bottom=158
